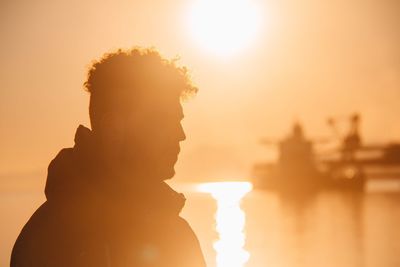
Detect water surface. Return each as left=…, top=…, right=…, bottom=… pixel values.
left=1, top=179, right=400, bottom=267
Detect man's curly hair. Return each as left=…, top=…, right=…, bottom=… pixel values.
left=84, top=48, right=197, bottom=131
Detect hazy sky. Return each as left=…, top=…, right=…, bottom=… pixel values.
left=1, top=0, right=399, bottom=181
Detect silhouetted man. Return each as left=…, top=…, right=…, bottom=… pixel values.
left=11, top=48, right=206, bottom=267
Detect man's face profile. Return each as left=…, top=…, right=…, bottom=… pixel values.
left=96, top=86, right=186, bottom=182
left=121, top=92, right=186, bottom=181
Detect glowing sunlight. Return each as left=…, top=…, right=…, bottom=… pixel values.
left=187, top=0, right=262, bottom=56
left=197, top=182, right=253, bottom=267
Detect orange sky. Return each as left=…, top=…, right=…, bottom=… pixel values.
left=1, top=0, right=399, bottom=181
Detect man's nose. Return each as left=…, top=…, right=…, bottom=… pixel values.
left=179, top=124, right=186, bottom=141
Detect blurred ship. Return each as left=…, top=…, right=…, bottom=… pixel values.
left=252, top=114, right=400, bottom=192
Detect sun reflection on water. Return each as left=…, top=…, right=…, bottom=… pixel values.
left=197, top=182, right=252, bottom=267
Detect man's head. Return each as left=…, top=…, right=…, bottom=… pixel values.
left=84, top=48, right=197, bottom=182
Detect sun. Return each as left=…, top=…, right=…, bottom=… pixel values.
left=187, top=0, right=262, bottom=57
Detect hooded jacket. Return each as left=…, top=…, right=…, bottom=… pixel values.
left=11, top=125, right=206, bottom=267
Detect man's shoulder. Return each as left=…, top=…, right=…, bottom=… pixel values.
left=11, top=199, right=95, bottom=267
left=10, top=201, right=53, bottom=266
left=169, top=216, right=207, bottom=266
left=11, top=147, right=76, bottom=266
left=16, top=201, right=53, bottom=238
left=173, top=216, right=200, bottom=243
left=175, top=216, right=195, bottom=231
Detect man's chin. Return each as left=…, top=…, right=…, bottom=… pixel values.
left=146, top=166, right=175, bottom=181
left=162, top=168, right=176, bottom=181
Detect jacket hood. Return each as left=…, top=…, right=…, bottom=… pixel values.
left=44, top=125, right=186, bottom=217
